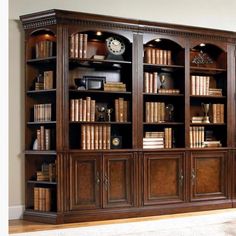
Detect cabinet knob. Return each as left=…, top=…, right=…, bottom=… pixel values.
left=179, top=169, right=184, bottom=186
left=96, top=171, right=100, bottom=185
left=191, top=169, right=196, bottom=185
left=104, top=174, right=109, bottom=191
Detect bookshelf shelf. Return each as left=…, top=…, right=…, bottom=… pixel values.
left=27, top=121, right=56, bottom=125
left=27, top=180, right=57, bottom=185
left=143, top=93, right=184, bottom=97
left=190, top=95, right=226, bottom=99
left=27, top=89, right=56, bottom=95
left=27, top=57, right=56, bottom=65
left=143, top=122, right=184, bottom=125
left=20, top=9, right=236, bottom=224
left=70, top=121, right=132, bottom=125
left=69, top=89, right=132, bottom=95
left=190, top=66, right=226, bottom=74
left=24, top=150, right=57, bottom=155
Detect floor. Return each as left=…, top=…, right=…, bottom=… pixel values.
left=9, top=209, right=236, bottom=235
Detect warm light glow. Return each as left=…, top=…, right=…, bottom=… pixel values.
left=155, top=38, right=161, bottom=42
left=96, top=31, right=102, bottom=36
left=45, top=34, right=50, bottom=38
left=200, top=43, right=206, bottom=47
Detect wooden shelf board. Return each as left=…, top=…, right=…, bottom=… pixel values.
left=69, top=89, right=132, bottom=95
left=143, top=93, right=184, bottom=97
left=27, top=89, right=56, bottom=94
left=24, top=150, right=57, bottom=155
left=70, top=121, right=132, bottom=124
left=27, top=180, right=57, bottom=185
left=27, top=121, right=56, bottom=125
left=143, top=122, right=184, bottom=125
left=26, top=57, right=56, bottom=64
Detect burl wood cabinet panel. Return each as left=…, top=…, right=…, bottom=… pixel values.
left=103, top=152, right=136, bottom=208
left=190, top=151, right=228, bottom=201
left=69, top=153, right=102, bottom=210
left=143, top=152, right=185, bottom=205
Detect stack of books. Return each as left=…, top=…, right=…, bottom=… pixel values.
left=143, top=129, right=172, bottom=149
left=158, top=88, right=180, bottom=94
left=209, top=88, right=222, bottom=96
left=36, top=162, right=56, bottom=182
left=203, top=140, right=222, bottom=147
left=104, top=82, right=126, bottom=92
left=191, top=116, right=204, bottom=123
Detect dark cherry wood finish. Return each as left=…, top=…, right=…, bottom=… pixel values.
left=20, top=9, right=236, bottom=224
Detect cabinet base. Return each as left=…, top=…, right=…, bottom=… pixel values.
left=24, top=200, right=233, bottom=224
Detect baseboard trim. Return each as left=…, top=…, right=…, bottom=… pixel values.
left=9, top=205, right=24, bottom=220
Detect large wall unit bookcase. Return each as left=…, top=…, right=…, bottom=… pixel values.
left=20, top=10, right=236, bottom=224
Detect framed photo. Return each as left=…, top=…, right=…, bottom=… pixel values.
left=83, top=76, right=106, bottom=90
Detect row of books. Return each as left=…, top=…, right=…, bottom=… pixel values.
left=143, top=128, right=172, bottom=149
left=81, top=124, right=111, bottom=150
left=190, top=126, right=205, bottom=148
left=35, top=71, right=53, bottom=90
left=190, top=75, right=222, bottom=96
left=35, top=40, right=54, bottom=59
left=145, top=102, right=165, bottom=123
left=115, top=98, right=129, bottom=122
left=36, top=162, right=56, bottom=182
left=70, top=33, right=88, bottom=59
left=34, top=104, right=52, bottom=122
left=191, top=104, right=224, bottom=124
left=190, top=127, right=222, bottom=148
left=144, top=72, right=158, bottom=93
left=70, top=97, right=96, bottom=122
left=212, top=104, right=224, bottom=123
left=144, top=47, right=172, bottom=65
left=104, top=82, right=127, bottom=92
left=34, top=187, right=51, bottom=212
left=36, top=126, right=51, bottom=151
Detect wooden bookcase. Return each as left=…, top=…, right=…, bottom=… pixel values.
left=20, top=9, right=236, bottom=224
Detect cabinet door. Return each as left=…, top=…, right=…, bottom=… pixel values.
left=103, top=153, right=136, bottom=208
left=190, top=151, right=228, bottom=201
left=69, top=153, right=102, bottom=210
left=143, top=152, right=185, bottom=205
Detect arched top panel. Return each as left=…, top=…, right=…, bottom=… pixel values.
left=27, top=28, right=56, bottom=60
left=69, top=30, right=132, bottom=61
left=190, top=43, right=227, bottom=69
left=143, top=38, right=185, bottom=66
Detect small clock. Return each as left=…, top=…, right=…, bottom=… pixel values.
left=106, top=36, right=126, bottom=60
left=111, top=136, right=122, bottom=149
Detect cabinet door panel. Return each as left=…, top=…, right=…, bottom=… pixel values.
left=143, top=152, right=185, bottom=205
left=191, top=151, right=228, bottom=201
left=69, top=153, right=102, bottom=210
left=103, top=153, right=135, bottom=208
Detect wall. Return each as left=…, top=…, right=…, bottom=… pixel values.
left=9, top=0, right=236, bottom=219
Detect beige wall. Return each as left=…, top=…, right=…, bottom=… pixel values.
left=9, top=0, right=236, bottom=217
